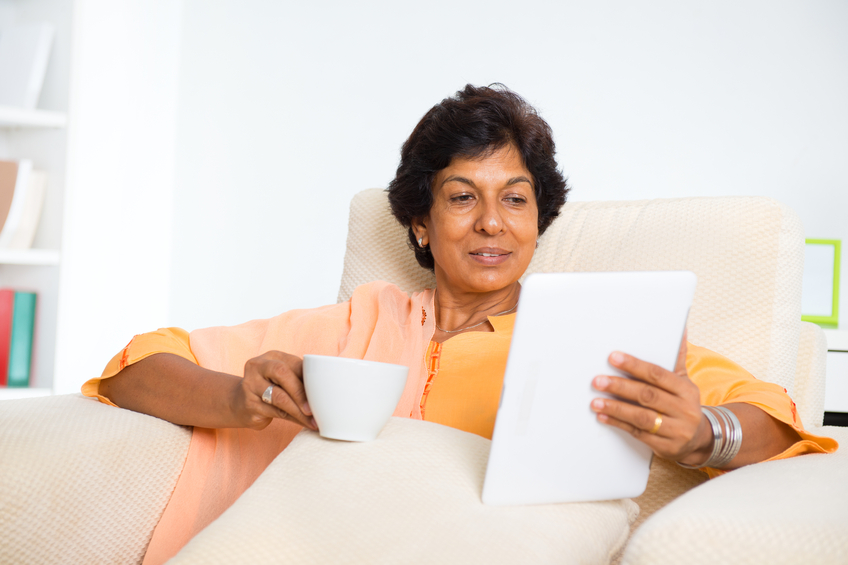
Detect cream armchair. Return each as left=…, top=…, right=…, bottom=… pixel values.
left=1, top=191, right=845, bottom=564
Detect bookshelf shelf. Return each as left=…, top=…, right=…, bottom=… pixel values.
left=824, top=329, right=848, bottom=352
left=0, top=387, right=52, bottom=400
left=0, top=106, right=67, bottom=128
left=0, top=249, right=60, bottom=266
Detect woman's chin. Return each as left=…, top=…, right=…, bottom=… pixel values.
left=435, top=261, right=528, bottom=296
left=450, top=275, right=522, bottom=295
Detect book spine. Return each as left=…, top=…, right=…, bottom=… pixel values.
left=0, top=159, right=32, bottom=248
left=0, top=289, right=13, bottom=386
left=7, top=291, right=36, bottom=388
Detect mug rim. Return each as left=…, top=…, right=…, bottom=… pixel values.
left=303, top=354, right=409, bottom=372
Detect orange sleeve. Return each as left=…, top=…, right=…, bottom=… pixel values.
left=81, top=327, right=198, bottom=407
left=686, top=342, right=839, bottom=478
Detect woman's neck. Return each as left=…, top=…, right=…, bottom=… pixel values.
left=433, top=283, right=521, bottom=341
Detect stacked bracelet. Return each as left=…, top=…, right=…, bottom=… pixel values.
left=678, top=406, right=743, bottom=469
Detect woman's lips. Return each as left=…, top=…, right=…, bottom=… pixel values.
left=469, top=249, right=511, bottom=266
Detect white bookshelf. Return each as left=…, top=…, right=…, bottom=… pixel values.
left=0, top=0, right=71, bottom=397
left=824, top=330, right=848, bottom=416
left=1, top=0, right=181, bottom=399
left=824, top=329, right=848, bottom=352
left=0, top=105, right=67, bottom=128
left=0, top=249, right=60, bottom=266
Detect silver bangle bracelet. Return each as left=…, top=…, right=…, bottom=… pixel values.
left=710, top=406, right=733, bottom=467
left=714, top=406, right=743, bottom=466
left=678, top=405, right=743, bottom=470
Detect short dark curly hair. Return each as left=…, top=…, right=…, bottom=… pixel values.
left=387, top=84, right=569, bottom=271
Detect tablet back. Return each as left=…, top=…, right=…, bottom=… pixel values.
left=482, top=271, right=697, bottom=506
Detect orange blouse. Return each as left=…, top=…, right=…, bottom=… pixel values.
left=85, top=315, right=837, bottom=482
left=420, top=314, right=513, bottom=439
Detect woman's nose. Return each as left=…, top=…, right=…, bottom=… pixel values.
left=476, top=201, right=505, bottom=235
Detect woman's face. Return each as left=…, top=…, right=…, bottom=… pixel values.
left=413, top=144, right=539, bottom=296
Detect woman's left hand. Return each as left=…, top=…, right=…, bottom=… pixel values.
left=590, top=334, right=712, bottom=466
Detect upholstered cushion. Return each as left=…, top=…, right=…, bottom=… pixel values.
left=0, top=394, right=191, bottom=565
left=793, top=321, right=828, bottom=428
left=339, top=190, right=804, bottom=398
left=169, top=418, right=638, bottom=565
left=621, top=426, right=848, bottom=565
left=630, top=457, right=708, bottom=535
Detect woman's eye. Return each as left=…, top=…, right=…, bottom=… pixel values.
left=506, top=196, right=527, bottom=204
left=451, top=194, right=474, bottom=202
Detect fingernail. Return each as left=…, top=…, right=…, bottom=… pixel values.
left=610, top=352, right=625, bottom=365
left=594, top=375, right=610, bottom=389
left=301, top=401, right=312, bottom=415
left=310, top=417, right=318, bottom=430
left=591, top=398, right=605, bottom=411
left=598, top=413, right=609, bottom=423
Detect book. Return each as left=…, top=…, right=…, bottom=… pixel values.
left=7, top=291, right=36, bottom=387
left=0, top=159, right=47, bottom=249
left=0, top=160, right=17, bottom=234
left=0, top=289, right=13, bottom=386
left=0, top=22, right=55, bottom=109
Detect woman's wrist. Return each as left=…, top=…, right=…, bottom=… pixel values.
left=676, top=409, right=713, bottom=467
left=678, top=406, right=744, bottom=469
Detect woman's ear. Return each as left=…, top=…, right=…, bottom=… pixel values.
left=411, top=217, right=429, bottom=248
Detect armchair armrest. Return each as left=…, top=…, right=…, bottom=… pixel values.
left=794, top=321, right=828, bottom=428
left=0, top=394, right=191, bottom=565
left=622, top=426, right=848, bottom=565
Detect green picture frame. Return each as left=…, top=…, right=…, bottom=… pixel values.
left=802, top=239, right=841, bottom=328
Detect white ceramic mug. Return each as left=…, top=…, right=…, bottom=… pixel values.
left=302, top=355, right=409, bottom=442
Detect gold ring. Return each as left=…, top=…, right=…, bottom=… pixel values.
left=648, top=414, right=663, bottom=434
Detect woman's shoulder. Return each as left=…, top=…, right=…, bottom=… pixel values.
left=351, top=281, right=432, bottom=303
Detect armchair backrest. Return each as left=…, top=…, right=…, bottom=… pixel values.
left=338, top=189, right=805, bottom=396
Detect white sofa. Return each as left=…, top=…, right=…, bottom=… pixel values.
left=1, top=191, right=845, bottom=564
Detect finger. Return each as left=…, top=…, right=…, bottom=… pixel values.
left=264, top=381, right=316, bottom=430
left=609, top=351, right=688, bottom=395
left=267, top=398, right=317, bottom=430
left=267, top=365, right=311, bottom=416
left=594, top=410, right=673, bottom=452
left=675, top=330, right=688, bottom=374
left=253, top=395, right=314, bottom=430
left=596, top=409, right=705, bottom=463
left=591, top=397, right=675, bottom=439
left=592, top=374, right=687, bottom=417
left=262, top=352, right=310, bottom=415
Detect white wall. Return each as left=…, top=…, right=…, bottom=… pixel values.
left=53, top=0, right=182, bottom=392
left=168, top=0, right=848, bottom=331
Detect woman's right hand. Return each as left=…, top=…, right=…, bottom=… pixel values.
left=234, top=351, right=317, bottom=431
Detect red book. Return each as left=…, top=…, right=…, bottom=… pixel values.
left=0, top=289, right=14, bottom=386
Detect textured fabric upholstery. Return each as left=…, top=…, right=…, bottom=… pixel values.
left=621, top=426, right=848, bottom=565
left=170, top=418, right=638, bottom=565
left=337, top=188, right=437, bottom=303
left=793, top=321, right=828, bottom=428
left=0, top=394, right=191, bottom=565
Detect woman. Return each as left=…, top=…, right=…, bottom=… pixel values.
left=85, top=84, right=836, bottom=564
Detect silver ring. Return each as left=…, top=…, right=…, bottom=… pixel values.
left=261, top=385, right=274, bottom=405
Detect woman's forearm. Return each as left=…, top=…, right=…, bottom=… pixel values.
left=98, top=353, right=247, bottom=428
left=715, top=403, right=801, bottom=469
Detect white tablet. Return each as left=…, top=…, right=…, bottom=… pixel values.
left=482, top=271, right=697, bottom=506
